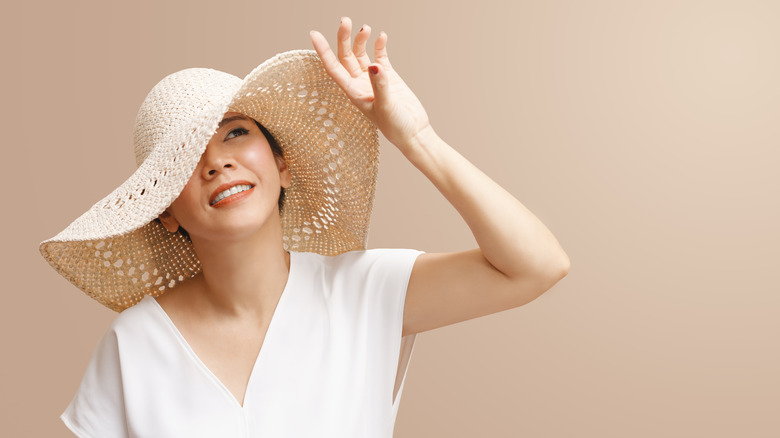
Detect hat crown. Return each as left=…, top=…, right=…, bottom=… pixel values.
left=133, top=68, right=243, bottom=167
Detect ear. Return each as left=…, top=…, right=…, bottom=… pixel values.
left=158, top=209, right=181, bottom=233
left=276, top=155, right=292, bottom=189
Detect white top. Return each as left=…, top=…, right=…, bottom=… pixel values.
left=60, top=248, right=425, bottom=438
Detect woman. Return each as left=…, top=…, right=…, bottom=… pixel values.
left=40, top=17, right=569, bottom=437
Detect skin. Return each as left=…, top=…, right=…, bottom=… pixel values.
left=156, top=112, right=291, bottom=407
left=155, top=16, right=570, bottom=406
left=310, top=18, right=569, bottom=339
left=157, top=112, right=291, bottom=322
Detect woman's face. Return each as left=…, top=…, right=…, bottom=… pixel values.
left=159, top=112, right=291, bottom=243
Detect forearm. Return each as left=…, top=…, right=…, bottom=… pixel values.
left=400, top=125, right=570, bottom=280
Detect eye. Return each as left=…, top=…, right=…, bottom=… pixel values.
left=225, top=127, right=249, bottom=140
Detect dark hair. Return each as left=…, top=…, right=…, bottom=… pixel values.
left=253, top=119, right=287, bottom=214
left=154, top=118, right=287, bottom=243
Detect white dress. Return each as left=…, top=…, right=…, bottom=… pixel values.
left=60, top=248, right=425, bottom=438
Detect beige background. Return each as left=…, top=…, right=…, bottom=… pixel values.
left=1, top=0, right=778, bottom=436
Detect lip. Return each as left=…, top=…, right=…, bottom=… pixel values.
left=209, top=180, right=255, bottom=206
left=210, top=186, right=254, bottom=208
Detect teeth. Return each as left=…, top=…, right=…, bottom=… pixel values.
left=212, top=184, right=253, bottom=205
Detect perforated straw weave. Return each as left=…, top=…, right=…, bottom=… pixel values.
left=39, top=49, right=380, bottom=313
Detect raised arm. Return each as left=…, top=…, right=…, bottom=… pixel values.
left=310, top=17, right=569, bottom=336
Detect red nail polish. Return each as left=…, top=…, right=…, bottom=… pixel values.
left=368, top=65, right=378, bottom=75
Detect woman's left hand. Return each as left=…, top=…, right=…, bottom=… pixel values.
left=310, top=17, right=433, bottom=153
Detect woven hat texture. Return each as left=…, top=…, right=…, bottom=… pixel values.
left=39, top=49, right=380, bottom=312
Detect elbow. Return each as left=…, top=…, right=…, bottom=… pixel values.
left=530, top=252, right=570, bottom=291
left=504, top=252, right=570, bottom=288
left=558, top=252, right=570, bottom=277
left=545, top=252, right=570, bottom=285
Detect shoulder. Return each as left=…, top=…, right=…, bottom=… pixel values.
left=299, top=248, right=425, bottom=269
left=106, top=294, right=161, bottom=339
left=342, top=248, right=425, bottom=273
left=292, top=249, right=424, bottom=283
left=293, top=248, right=424, bottom=293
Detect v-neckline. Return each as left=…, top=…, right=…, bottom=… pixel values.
left=146, top=250, right=296, bottom=410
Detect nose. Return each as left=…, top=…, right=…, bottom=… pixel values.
left=201, top=146, right=236, bottom=179
left=206, top=162, right=232, bottom=176
left=201, top=139, right=236, bottom=175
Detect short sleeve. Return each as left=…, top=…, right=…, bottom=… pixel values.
left=61, top=325, right=129, bottom=438
left=350, top=248, right=425, bottom=412
left=364, top=248, right=425, bottom=337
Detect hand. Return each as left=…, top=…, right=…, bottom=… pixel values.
left=309, top=17, right=434, bottom=153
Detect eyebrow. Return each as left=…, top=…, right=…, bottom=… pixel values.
left=218, top=115, right=249, bottom=129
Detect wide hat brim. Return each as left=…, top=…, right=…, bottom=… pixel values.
left=39, top=49, right=380, bottom=312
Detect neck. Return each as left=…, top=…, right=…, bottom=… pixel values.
left=189, top=216, right=291, bottom=321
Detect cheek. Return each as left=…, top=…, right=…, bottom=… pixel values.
left=169, top=183, right=201, bottom=217
left=244, top=148, right=262, bottom=163
left=244, top=147, right=277, bottom=175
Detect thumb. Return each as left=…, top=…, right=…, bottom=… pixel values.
left=367, top=64, right=387, bottom=104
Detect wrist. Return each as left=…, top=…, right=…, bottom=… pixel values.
left=401, top=124, right=439, bottom=156
left=399, top=124, right=443, bottom=169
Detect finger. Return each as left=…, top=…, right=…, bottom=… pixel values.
left=353, top=24, right=372, bottom=71
left=367, top=63, right=389, bottom=107
left=309, top=30, right=354, bottom=92
left=374, top=31, right=393, bottom=70
left=336, top=16, right=363, bottom=77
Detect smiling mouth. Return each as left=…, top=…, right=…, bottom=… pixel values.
left=210, top=184, right=255, bottom=206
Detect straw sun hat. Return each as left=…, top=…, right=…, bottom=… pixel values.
left=39, top=49, right=380, bottom=313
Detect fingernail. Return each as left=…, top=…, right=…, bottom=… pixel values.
left=368, top=65, right=378, bottom=75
